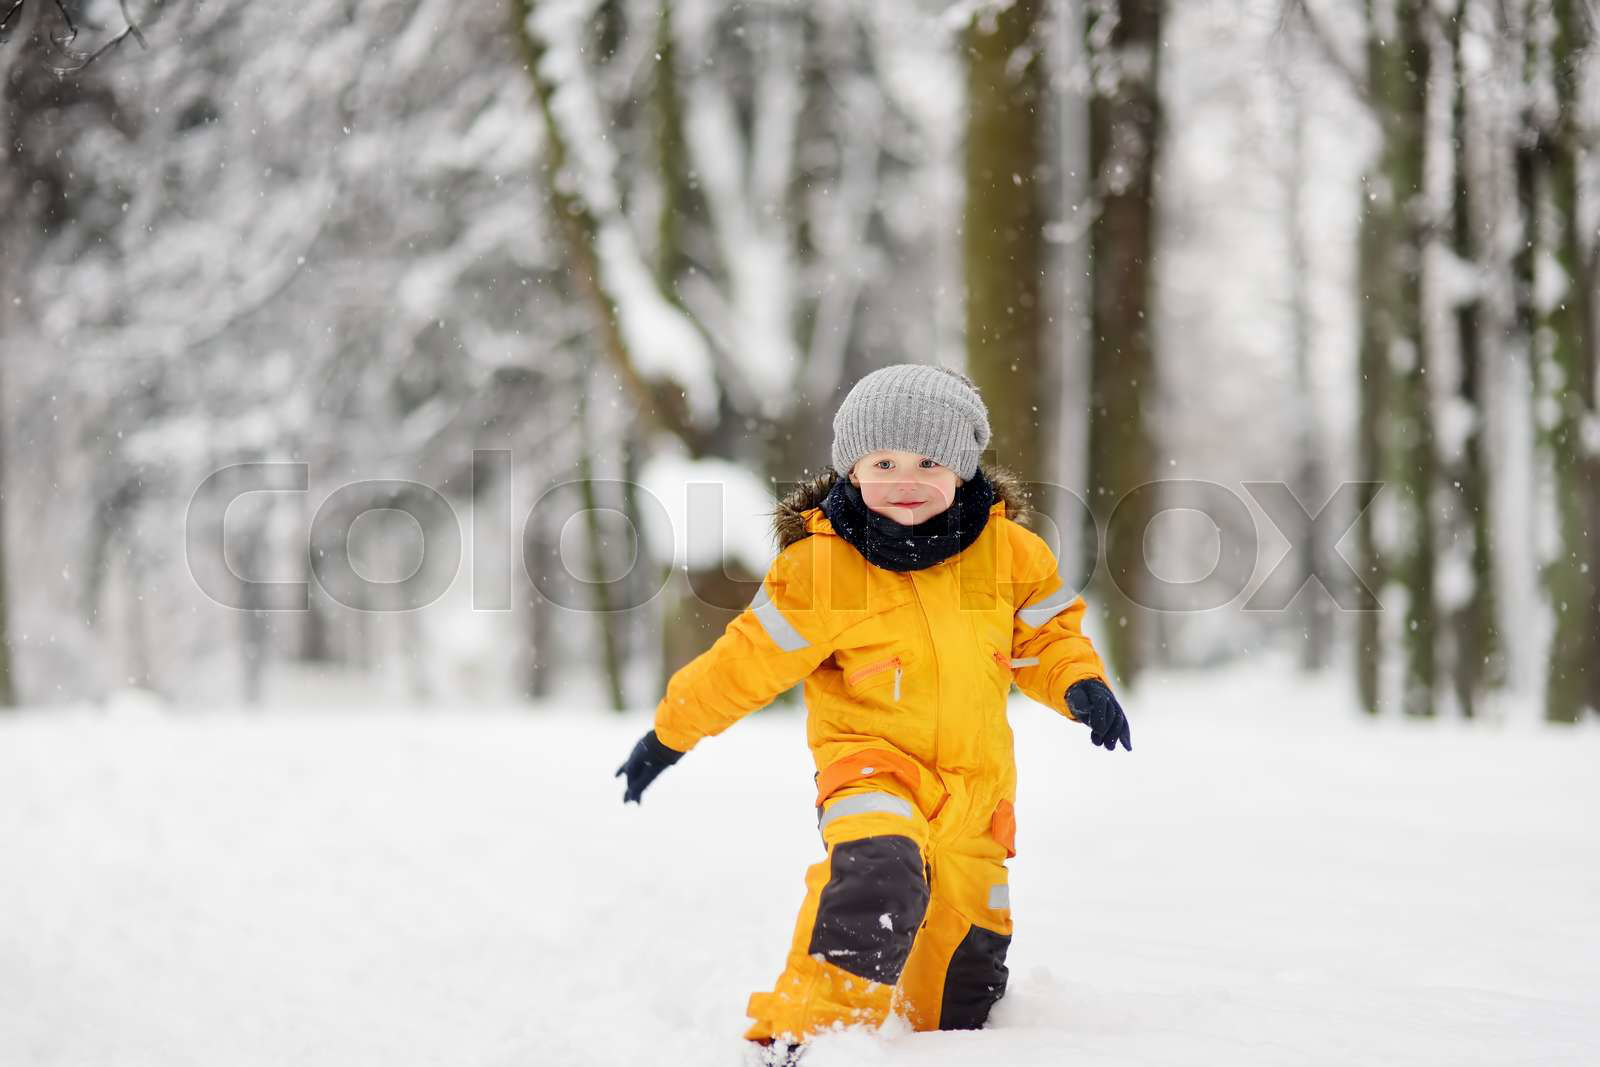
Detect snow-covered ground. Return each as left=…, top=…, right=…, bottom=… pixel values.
left=3, top=664, right=1597, bottom=1066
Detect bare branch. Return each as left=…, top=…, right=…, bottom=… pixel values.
left=119, top=0, right=147, bottom=48
left=1278, top=0, right=1376, bottom=114
left=51, top=0, right=75, bottom=38
left=5, top=0, right=84, bottom=49
left=19, top=0, right=150, bottom=73
left=0, top=0, right=27, bottom=36
left=70, top=23, right=146, bottom=70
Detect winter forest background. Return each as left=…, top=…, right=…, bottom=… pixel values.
left=3, top=2, right=1599, bottom=1065
left=2, top=0, right=1597, bottom=724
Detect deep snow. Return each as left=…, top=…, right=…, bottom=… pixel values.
left=3, top=664, right=1597, bottom=1066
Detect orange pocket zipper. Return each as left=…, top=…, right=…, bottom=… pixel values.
left=991, top=650, right=1040, bottom=675
left=845, top=655, right=902, bottom=701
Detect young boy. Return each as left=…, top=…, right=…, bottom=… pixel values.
left=615, top=364, right=1130, bottom=1061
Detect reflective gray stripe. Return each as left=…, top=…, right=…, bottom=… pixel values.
left=817, top=792, right=915, bottom=834
left=751, top=586, right=809, bottom=652
left=1009, top=657, right=1040, bottom=668
left=987, top=883, right=1010, bottom=910
left=1017, top=588, right=1074, bottom=628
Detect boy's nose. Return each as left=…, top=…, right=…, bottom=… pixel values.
left=888, top=481, right=934, bottom=499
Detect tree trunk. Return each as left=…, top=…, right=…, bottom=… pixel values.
left=1084, top=0, right=1164, bottom=688
left=576, top=386, right=629, bottom=712
left=1283, top=55, right=1333, bottom=672
left=1446, top=0, right=1505, bottom=718
left=1361, top=0, right=1436, bottom=716
left=0, top=352, right=14, bottom=707
left=1537, top=0, right=1596, bottom=723
left=965, top=0, right=1049, bottom=477
left=513, top=0, right=714, bottom=455
left=519, top=513, right=557, bottom=701
left=0, top=3, right=38, bottom=710
left=1355, top=161, right=1387, bottom=714
left=652, top=0, right=700, bottom=294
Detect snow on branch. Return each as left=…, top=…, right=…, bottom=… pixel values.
left=638, top=451, right=778, bottom=575
left=523, top=0, right=720, bottom=428
left=670, top=0, right=819, bottom=414
left=0, top=0, right=149, bottom=72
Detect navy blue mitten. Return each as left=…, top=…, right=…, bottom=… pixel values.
left=1066, top=679, right=1132, bottom=752
left=615, top=730, right=685, bottom=804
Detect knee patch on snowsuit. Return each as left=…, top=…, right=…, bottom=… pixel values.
left=807, top=835, right=929, bottom=983
left=938, top=923, right=1011, bottom=1029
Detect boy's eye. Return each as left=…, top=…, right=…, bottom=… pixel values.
left=875, top=460, right=892, bottom=469
left=920, top=459, right=936, bottom=468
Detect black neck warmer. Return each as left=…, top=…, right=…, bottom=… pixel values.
left=820, top=467, right=997, bottom=572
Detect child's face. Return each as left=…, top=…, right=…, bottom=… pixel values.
left=848, top=450, right=963, bottom=526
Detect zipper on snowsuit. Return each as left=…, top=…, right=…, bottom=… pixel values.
left=845, top=656, right=902, bottom=701
left=992, top=650, right=1040, bottom=674
left=907, top=575, right=938, bottom=769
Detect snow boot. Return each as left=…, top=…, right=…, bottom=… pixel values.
left=747, top=1037, right=804, bottom=1066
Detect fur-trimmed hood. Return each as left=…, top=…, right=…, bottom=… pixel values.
left=770, top=464, right=1033, bottom=551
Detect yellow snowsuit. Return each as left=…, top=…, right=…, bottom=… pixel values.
left=652, top=469, right=1109, bottom=1041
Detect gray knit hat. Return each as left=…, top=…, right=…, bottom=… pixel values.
left=830, top=363, right=992, bottom=481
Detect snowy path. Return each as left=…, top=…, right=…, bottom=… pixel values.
left=3, top=671, right=1598, bottom=1066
